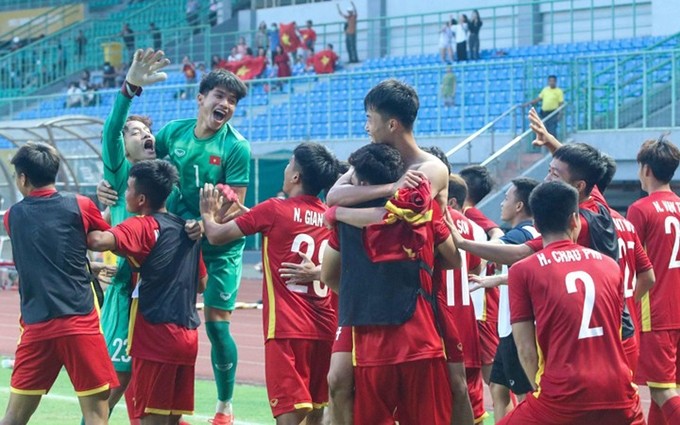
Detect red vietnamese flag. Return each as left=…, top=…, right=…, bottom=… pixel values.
left=299, top=28, right=316, bottom=50
left=310, top=49, right=338, bottom=74
left=279, top=22, right=301, bottom=53
left=218, top=56, right=266, bottom=81
left=209, top=155, right=221, bottom=165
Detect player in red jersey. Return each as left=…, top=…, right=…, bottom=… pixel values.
left=499, top=181, right=645, bottom=425
left=199, top=143, right=340, bottom=425
left=1, top=142, right=118, bottom=425
left=460, top=165, right=502, bottom=384
left=87, top=160, right=207, bottom=424
left=626, top=136, right=680, bottom=425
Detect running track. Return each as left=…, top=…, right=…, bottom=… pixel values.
left=0, top=276, right=654, bottom=416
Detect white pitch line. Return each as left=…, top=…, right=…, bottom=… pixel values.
left=0, top=387, right=268, bottom=425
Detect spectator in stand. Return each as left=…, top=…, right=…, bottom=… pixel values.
left=65, top=81, right=83, bottom=108
left=274, top=45, right=291, bottom=90
left=454, top=14, right=469, bottom=61
left=268, top=23, right=280, bottom=62
left=301, top=20, right=317, bottom=52
left=182, top=56, right=197, bottom=97
left=209, top=0, right=218, bottom=27
left=524, top=75, right=564, bottom=137
left=149, top=22, right=161, bottom=50
left=227, top=46, right=241, bottom=62
left=120, top=23, right=135, bottom=57
left=337, top=1, right=358, bottom=63
left=236, top=37, right=249, bottom=58
left=255, top=22, right=268, bottom=50
left=186, top=0, right=200, bottom=34
left=468, top=10, right=482, bottom=60
left=211, top=54, right=222, bottom=70
left=56, top=44, right=66, bottom=75
left=439, top=19, right=454, bottom=63
left=75, top=30, right=86, bottom=62
left=102, top=61, right=116, bottom=88
left=441, top=66, right=456, bottom=107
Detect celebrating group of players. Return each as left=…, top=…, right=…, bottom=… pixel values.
left=1, top=46, right=679, bottom=425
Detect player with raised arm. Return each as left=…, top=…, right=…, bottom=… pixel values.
left=1, top=143, right=118, bottom=425
left=498, top=181, right=644, bottom=425
left=626, top=136, right=680, bottom=425
left=87, top=159, right=207, bottom=425
left=98, top=66, right=251, bottom=425
left=199, top=143, right=339, bottom=425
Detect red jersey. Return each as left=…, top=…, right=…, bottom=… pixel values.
left=329, top=204, right=447, bottom=366
left=627, top=191, right=680, bottom=331
left=110, top=215, right=207, bottom=365
left=510, top=240, right=637, bottom=410
left=610, top=209, right=653, bottom=329
left=4, top=189, right=109, bottom=344
left=235, top=195, right=336, bottom=341
left=434, top=208, right=482, bottom=367
left=464, top=206, right=499, bottom=233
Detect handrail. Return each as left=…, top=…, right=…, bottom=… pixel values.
left=446, top=103, right=522, bottom=158
left=0, top=4, right=82, bottom=55
left=481, top=103, right=568, bottom=167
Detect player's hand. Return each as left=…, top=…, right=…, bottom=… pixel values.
left=323, top=206, right=338, bottom=229
left=199, top=183, right=223, bottom=221
left=126, top=48, right=170, bottom=87
left=529, top=107, right=561, bottom=151
left=185, top=219, right=204, bottom=241
left=443, top=208, right=465, bottom=248
left=469, top=274, right=503, bottom=292
left=97, top=180, right=118, bottom=207
left=279, top=252, right=320, bottom=284
left=219, top=199, right=250, bottom=223
left=393, top=170, right=427, bottom=192
left=214, top=184, right=241, bottom=224
left=89, top=261, right=116, bottom=276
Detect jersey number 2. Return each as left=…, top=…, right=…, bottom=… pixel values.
left=565, top=271, right=603, bottom=339
left=665, top=216, right=680, bottom=269
left=290, top=233, right=329, bottom=297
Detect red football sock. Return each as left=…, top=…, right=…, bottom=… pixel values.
left=649, top=402, right=668, bottom=425
left=662, top=397, right=680, bottom=425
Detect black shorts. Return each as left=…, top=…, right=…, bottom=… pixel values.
left=490, top=335, right=533, bottom=395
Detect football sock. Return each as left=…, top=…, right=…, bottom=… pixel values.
left=662, top=397, right=680, bottom=424
left=216, top=400, right=233, bottom=415
left=206, top=321, right=238, bottom=403
left=650, top=401, right=668, bottom=425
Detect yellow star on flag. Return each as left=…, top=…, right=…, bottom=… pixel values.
left=281, top=33, right=290, bottom=46
left=321, top=55, right=330, bottom=66
left=236, top=66, right=250, bottom=77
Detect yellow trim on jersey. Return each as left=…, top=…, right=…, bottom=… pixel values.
left=312, top=402, right=328, bottom=409
left=532, top=339, right=545, bottom=399
left=263, top=237, right=277, bottom=340
left=127, top=255, right=141, bottom=269
left=75, top=383, right=110, bottom=397
left=481, top=292, right=488, bottom=321
left=647, top=381, right=678, bottom=389
left=127, top=298, right=139, bottom=356
left=144, top=408, right=195, bottom=415
left=10, top=387, right=47, bottom=396
left=474, top=411, right=490, bottom=423
left=641, top=292, right=652, bottom=332
left=90, top=282, right=103, bottom=334
left=351, top=327, right=357, bottom=367
left=293, top=402, right=313, bottom=411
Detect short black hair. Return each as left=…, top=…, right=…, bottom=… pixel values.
left=129, top=159, right=179, bottom=210
left=548, top=75, right=557, bottom=80
left=293, top=142, right=339, bottom=195
left=553, top=143, right=605, bottom=196
left=597, top=154, right=617, bottom=193
left=529, top=181, right=579, bottom=235
left=422, top=146, right=451, bottom=173
left=199, top=69, right=248, bottom=101
left=460, top=165, right=493, bottom=204
left=348, top=144, right=404, bottom=185
left=364, top=79, right=419, bottom=131
left=124, top=115, right=153, bottom=133
left=337, top=160, right=350, bottom=175
left=448, top=174, right=468, bottom=205
left=637, top=137, right=680, bottom=184
left=11, top=142, right=60, bottom=187
left=510, top=177, right=540, bottom=217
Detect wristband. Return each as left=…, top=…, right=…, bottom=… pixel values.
left=122, top=80, right=143, bottom=98
left=325, top=206, right=338, bottom=227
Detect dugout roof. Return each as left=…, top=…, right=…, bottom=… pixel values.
left=0, top=115, right=104, bottom=206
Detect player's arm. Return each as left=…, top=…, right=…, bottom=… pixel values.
left=326, top=205, right=385, bottom=229
left=512, top=320, right=538, bottom=390
left=634, top=268, right=655, bottom=302
left=326, top=167, right=394, bottom=207
left=279, top=252, right=320, bottom=284
left=451, top=225, right=534, bottom=265
left=87, top=231, right=117, bottom=252
left=487, top=227, right=504, bottom=241
left=469, top=273, right=507, bottom=292
left=436, top=235, right=462, bottom=270
left=221, top=140, right=251, bottom=221
left=320, top=246, right=341, bottom=293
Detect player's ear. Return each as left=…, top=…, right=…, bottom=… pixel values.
left=573, top=179, right=586, bottom=195
left=568, top=211, right=581, bottom=241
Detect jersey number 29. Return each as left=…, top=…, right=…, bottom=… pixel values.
left=291, top=233, right=329, bottom=297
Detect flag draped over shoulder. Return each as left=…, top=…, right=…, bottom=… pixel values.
left=309, top=49, right=338, bottom=74
left=279, top=22, right=301, bottom=53
left=217, top=56, right=266, bottom=81
left=363, top=180, right=434, bottom=262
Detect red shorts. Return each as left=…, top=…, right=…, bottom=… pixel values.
left=477, top=319, right=499, bottom=365
left=332, top=326, right=352, bottom=354
left=497, top=392, right=645, bottom=425
left=436, top=299, right=464, bottom=364
left=637, top=329, right=680, bottom=388
left=353, top=358, right=451, bottom=425
left=265, top=338, right=332, bottom=417
left=129, top=357, right=194, bottom=418
left=11, top=333, right=118, bottom=396
left=466, top=367, right=488, bottom=423
left=622, top=334, right=639, bottom=379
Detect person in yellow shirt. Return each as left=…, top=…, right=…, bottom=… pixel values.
left=525, top=75, right=564, bottom=136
